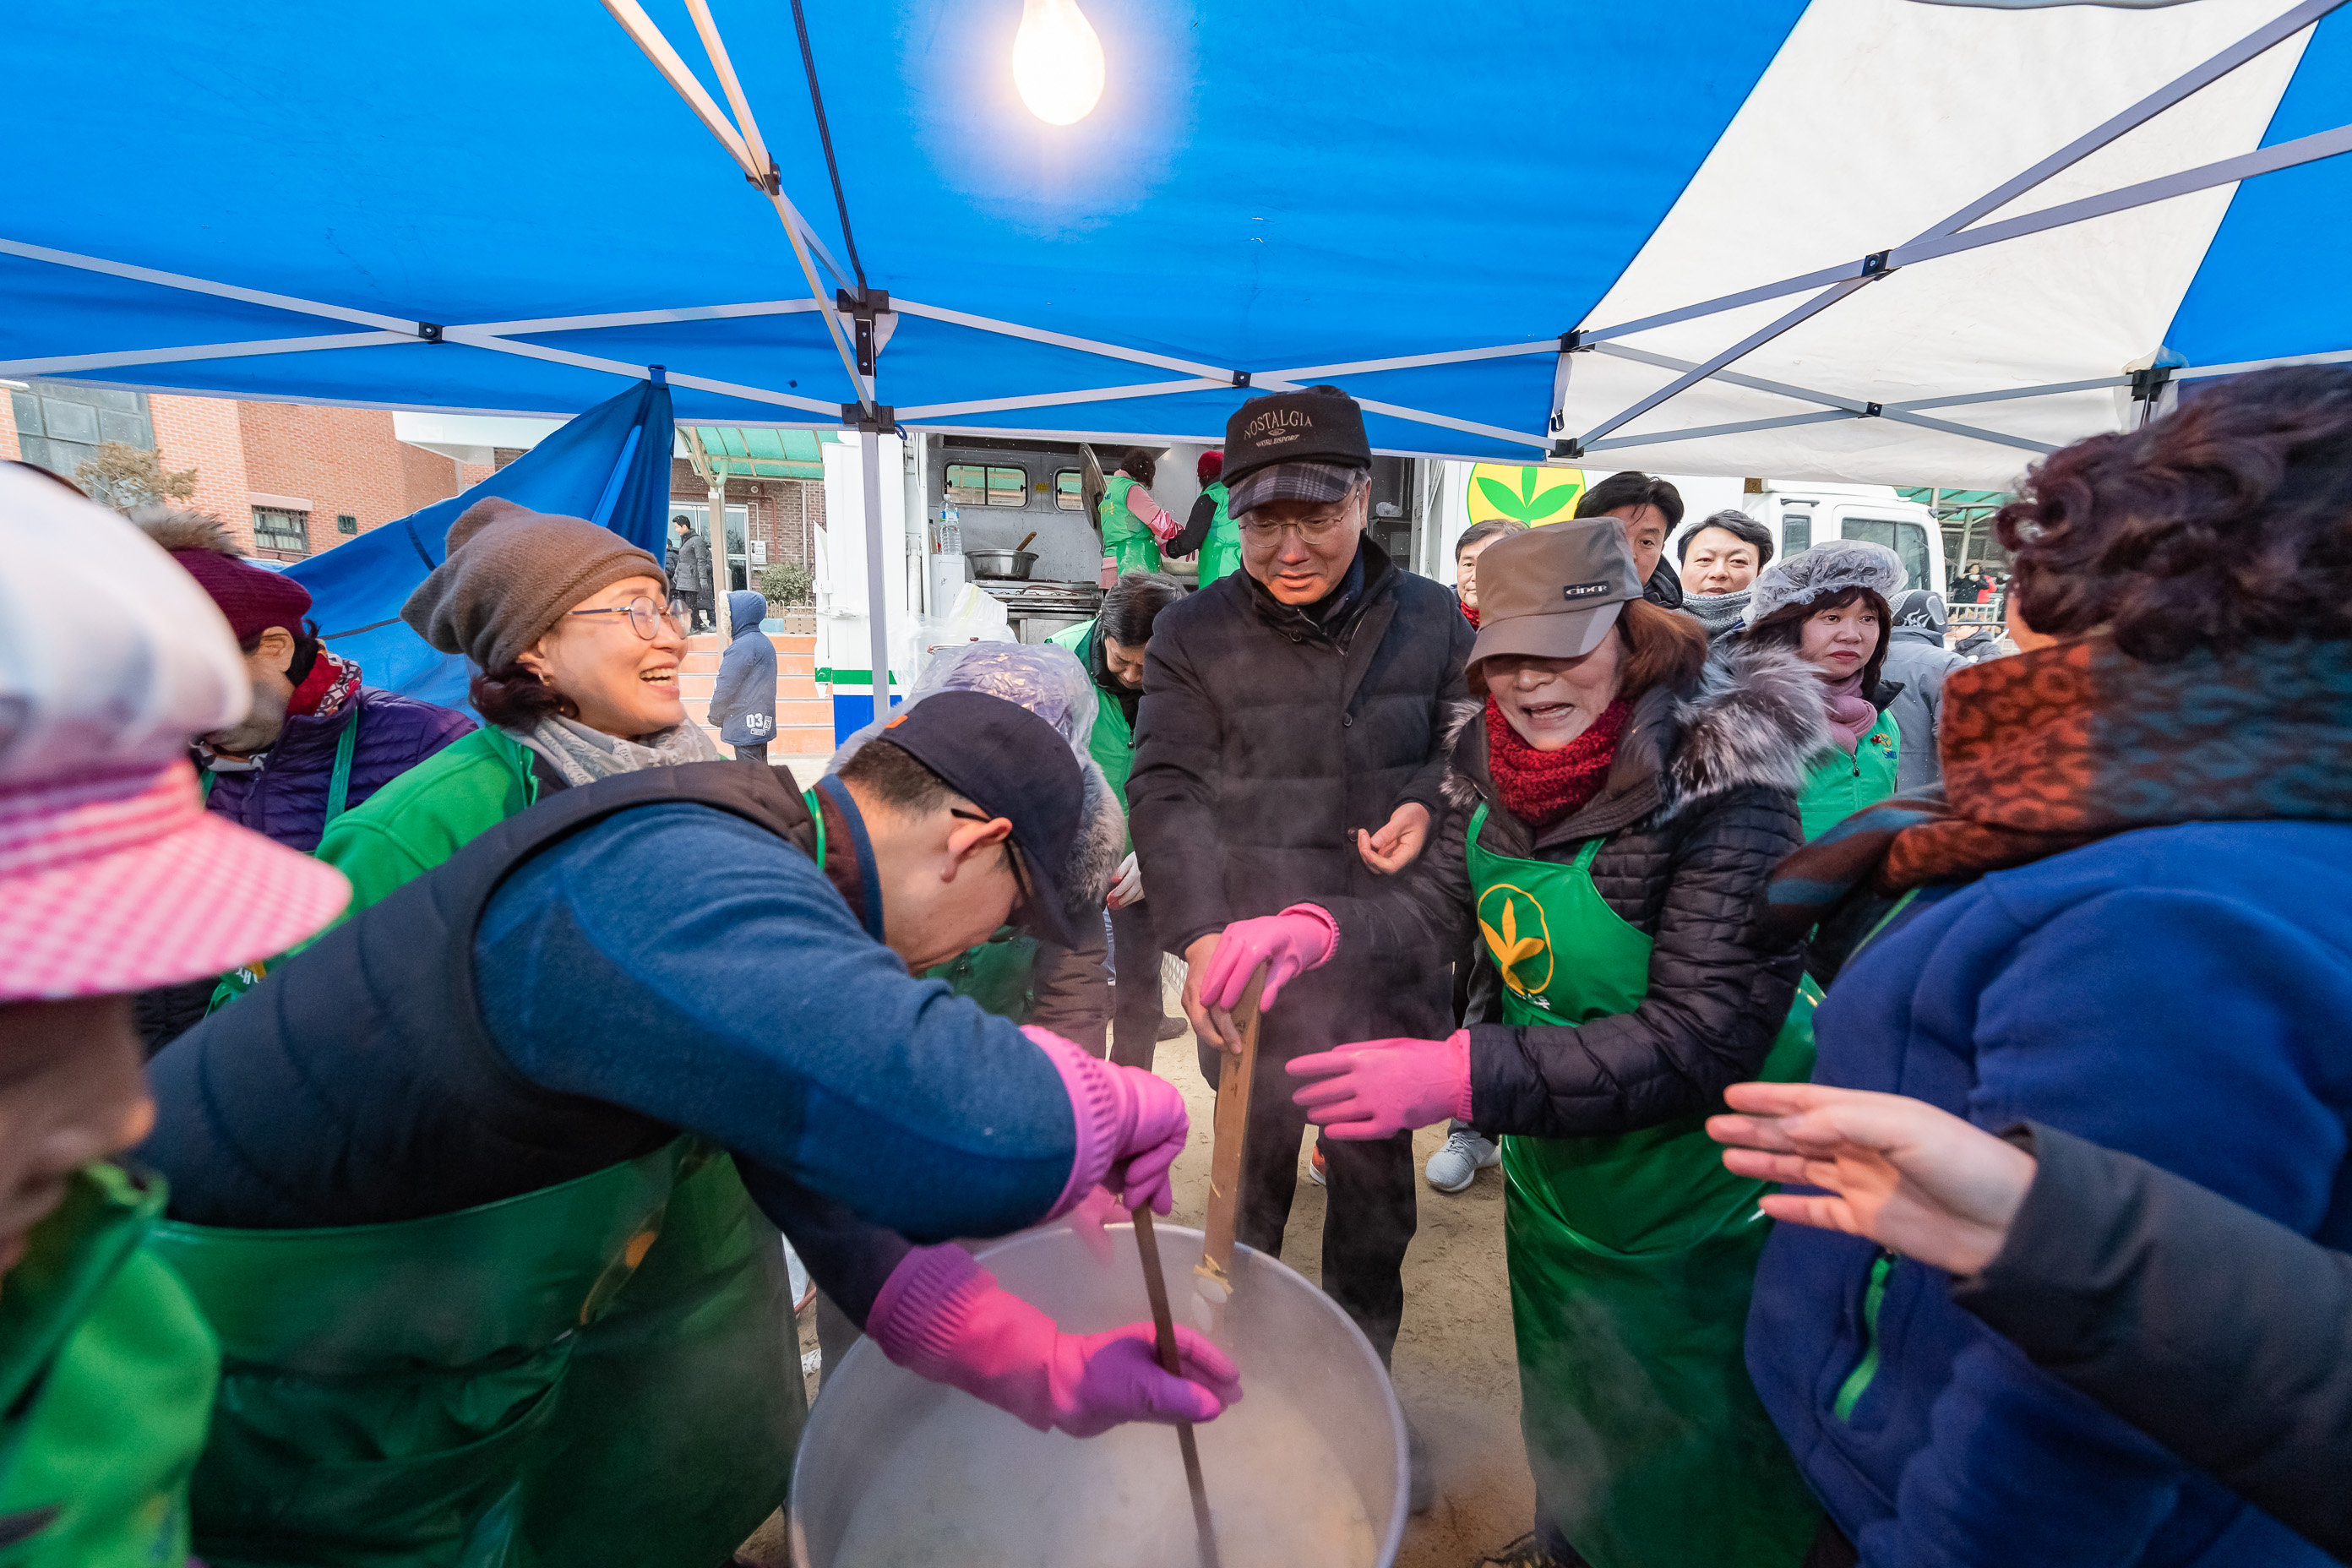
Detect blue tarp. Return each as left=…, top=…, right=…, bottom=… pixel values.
left=288, top=378, right=676, bottom=710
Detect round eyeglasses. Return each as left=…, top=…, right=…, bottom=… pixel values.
left=566, top=596, right=689, bottom=640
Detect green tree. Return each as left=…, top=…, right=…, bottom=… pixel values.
left=75, top=441, right=199, bottom=510
left=1473, top=466, right=1579, bottom=523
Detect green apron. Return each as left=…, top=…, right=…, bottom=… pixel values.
left=0, top=1164, right=217, bottom=1568
left=148, top=1139, right=803, bottom=1568
left=1196, top=480, right=1241, bottom=585
left=1796, top=711, right=1900, bottom=842
left=1098, top=474, right=1163, bottom=575
left=208, top=718, right=361, bottom=1007
left=925, top=927, right=1043, bottom=1022
left=1468, top=804, right=1821, bottom=1568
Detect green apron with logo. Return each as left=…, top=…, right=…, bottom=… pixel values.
left=147, top=1138, right=803, bottom=1568
left=1796, top=712, right=1901, bottom=842
left=1467, top=804, right=1821, bottom=1568
left=1098, top=474, right=1162, bottom=575
left=0, top=1164, right=217, bottom=1568
left=1196, top=481, right=1241, bottom=585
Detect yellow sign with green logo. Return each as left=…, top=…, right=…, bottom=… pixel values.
left=1467, top=464, right=1586, bottom=525
left=1477, top=880, right=1554, bottom=1004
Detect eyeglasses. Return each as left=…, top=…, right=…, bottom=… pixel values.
left=950, top=807, right=1032, bottom=916
left=566, top=596, right=688, bottom=640
left=1238, top=510, right=1355, bottom=545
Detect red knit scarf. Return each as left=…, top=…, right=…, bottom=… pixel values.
left=1484, top=695, right=1631, bottom=829
left=1460, top=597, right=1479, bottom=629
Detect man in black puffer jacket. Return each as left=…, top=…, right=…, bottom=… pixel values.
left=1129, top=385, right=1473, bottom=1375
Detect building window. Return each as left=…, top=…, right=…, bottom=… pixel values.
left=8, top=381, right=154, bottom=482
left=945, top=463, right=1027, bottom=508
left=336, top=514, right=359, bottom=536
left=1054, top=470, right=1086, bottom=512
left=252, top=508, right=311, bottom=556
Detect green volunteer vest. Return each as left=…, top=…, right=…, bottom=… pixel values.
left=1196, top=481, right=1241, bottom=585
left=0, top=1164, right=217, bottom=1568
left=925, top=928, right=1044, bottom=1023
left=1098, top=474, right=1162, bottom=575
left=1048, top=619, right=1138, bottom=805
left=147, top=1139, right=803, bottom=1568
left=1797, top=710, right=1901, bottom=841
left=1468, top=804, right=1821, bottom=1568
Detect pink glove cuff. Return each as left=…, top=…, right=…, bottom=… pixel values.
left=868, top=1243, right=997, bottom=1369
left=1023, top=1024, right=1124, bottom=1219
left=1275, top=903, right=1341, bottom=968
left=1446, top=1029, right=1475, bottom=1122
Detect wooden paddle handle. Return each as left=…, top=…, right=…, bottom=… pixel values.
left=1132, top=1205, right=1222, bottom=1568
left=1197, top=964, right=1267, bottom=1292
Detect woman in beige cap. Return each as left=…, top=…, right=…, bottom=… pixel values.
left=309, top=495, right=726, bottom=913
left=1196, top=516, right=1836, bottom=1568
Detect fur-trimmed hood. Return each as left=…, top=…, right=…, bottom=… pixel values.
left=131, top=505, right=238, bottom=557
left=1441, top=640, right=1830, bottom=836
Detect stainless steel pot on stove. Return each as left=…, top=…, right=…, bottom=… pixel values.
left=791, top=1222, right=1407, bottom=1568
left=964, top=549, right=1037, bottom=580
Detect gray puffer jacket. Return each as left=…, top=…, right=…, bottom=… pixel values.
left=1318, top=641, right=1828, bottom=1139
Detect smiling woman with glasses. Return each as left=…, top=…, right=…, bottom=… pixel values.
left=273, top=497, right=732, bottom=920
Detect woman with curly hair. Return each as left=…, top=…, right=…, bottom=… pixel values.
left=1743, top=365, right=2352, bottom=1568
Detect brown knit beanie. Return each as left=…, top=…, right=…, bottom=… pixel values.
left=401, top=498, right=666, bottom=671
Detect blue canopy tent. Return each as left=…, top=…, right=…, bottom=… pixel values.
left=8, top=0, right=2352, bottom=679
left=288, top=378, right=676, bottom=709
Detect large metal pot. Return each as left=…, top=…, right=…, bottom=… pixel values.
left=965, top=548, right=1037, bottom=580
left=791, top=1222, right=1407, bottom=1568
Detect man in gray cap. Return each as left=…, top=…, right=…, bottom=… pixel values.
left=1128, top=384, right=1473, bottom=1484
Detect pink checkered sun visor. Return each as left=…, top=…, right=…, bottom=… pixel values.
left=0, top=761, right=350, bottom=1002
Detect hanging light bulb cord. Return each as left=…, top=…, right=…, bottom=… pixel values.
left=788, top=0, right=868, bottom=298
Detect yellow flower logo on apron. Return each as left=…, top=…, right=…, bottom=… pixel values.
left=1477, top=882, right=1554, bottom=1001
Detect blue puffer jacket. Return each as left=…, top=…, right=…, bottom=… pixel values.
left=204, top=684, right=475, bottom=852
left=708, top=589, right=777, bottom=747
left=1749, top=820, right=2352, bottom=1567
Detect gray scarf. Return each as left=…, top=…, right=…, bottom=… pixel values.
left=1683, top=587, right=1753, bottom=642
left=506, top=713, right=724, bottom=788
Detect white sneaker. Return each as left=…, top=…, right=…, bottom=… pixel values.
left=1425, top=1128, right=1498, bottom=1193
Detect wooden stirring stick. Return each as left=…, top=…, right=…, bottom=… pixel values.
left=1194, top=965, right=1268, bottom=1322
left=1132, top=1205, right=1221, bottom=1568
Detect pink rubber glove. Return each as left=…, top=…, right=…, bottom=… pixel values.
left=1196, top=906, right=1339, bottom=1013
left=1022, top=1026, right=1191, bottom=1217
left=869, top=1244, right=1243, bottom=1436
left=1287, top=1030, right=1474, bottom=1140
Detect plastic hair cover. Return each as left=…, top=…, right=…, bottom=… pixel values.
left=1745, top=538, right=1908, bottom=628
left=826, top=640, right=1124, bottom=918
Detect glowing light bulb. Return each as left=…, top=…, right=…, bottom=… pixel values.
left=1012, top=0, right=1104, bottom=125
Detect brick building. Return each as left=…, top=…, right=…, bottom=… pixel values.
left=2, top=379, right=491, bottom=561
left=4, top=380, right=830, bottom=591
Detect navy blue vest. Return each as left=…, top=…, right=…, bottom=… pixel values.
left=143, top=762, right=815, bottom=1228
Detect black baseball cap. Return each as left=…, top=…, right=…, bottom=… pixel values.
left=877, top=689, right=1085, bottom=947
left=1222, top=386, right=1372, bottom=515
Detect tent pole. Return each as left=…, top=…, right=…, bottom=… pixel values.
left=711, top=468, right=732, bottom=645
left=860, top=429, right=890, bottom=721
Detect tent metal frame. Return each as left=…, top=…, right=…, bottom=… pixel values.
left=7, top=0, right=2352, bottom=477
